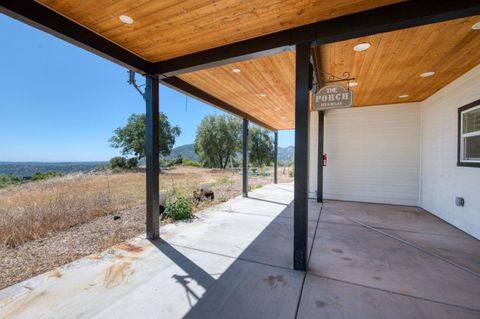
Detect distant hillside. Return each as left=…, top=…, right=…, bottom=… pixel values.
left=278, top=145, right=294, bottom=162
left=0, top=161, right=106, bottom=178
left=165, top=144, right=199, bottom=161
left=164, top=144, right=294, bottom=162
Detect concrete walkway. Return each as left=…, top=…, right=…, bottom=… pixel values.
left=1, top=184, right=479, bottom=318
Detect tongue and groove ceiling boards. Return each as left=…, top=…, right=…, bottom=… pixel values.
left=35, top=0, right=404, bottom=61
left=315, top=15, right=480, bottom=107
left=179, top=52, right=296, bottom=130
left=28, top=1, right=480, bottom=130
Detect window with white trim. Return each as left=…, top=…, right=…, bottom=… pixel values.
left=458, top=100, right=480, bottom=167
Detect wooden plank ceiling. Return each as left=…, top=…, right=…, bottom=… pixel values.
left=316, top=15, right=480, bottom=107
left=36, top=0, right=402, bottom=62
left=180, top=52, right=295, bottom=130
left=180, top=16, right=480, bottom=130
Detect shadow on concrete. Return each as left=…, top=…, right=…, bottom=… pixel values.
left=149, top=239, right=216, bottom=306
left=150, top=201, right=311, bottom=319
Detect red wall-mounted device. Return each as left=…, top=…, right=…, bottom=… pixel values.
left=322, top=154, right=327, bottom=166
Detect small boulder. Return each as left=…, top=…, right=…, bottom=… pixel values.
left=198, top=184, right=210, bottom=193
left=194, top=184, right=214, bottom=202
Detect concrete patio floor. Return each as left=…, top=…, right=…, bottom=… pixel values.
left=1, top=183, right=479, bottom=318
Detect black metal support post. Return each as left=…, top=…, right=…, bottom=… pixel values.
left=294, top=42, right=310, bottom=271
left=317, top=111, right=324, bottom=203
left=146, top=75, right=160, bottom=239
left=274, top=131, right=278, bottom=184
left=242, top=118, right=249, bottom=197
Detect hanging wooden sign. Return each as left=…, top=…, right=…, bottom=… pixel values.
left=312, top=85, right=353, bottom=110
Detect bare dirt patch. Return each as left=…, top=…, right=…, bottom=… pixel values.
left=0, top=166, right=292, bottom=289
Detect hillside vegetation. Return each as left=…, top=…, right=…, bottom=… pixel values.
left=164, top=143, right=294, bottom=163
left=165, top=143, right=199, bottom=162
left=0, top=161, right=105, bottom=177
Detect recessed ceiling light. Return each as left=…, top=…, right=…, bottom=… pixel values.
left=399, top=94, right=409, bottom=98
left=119, top=15, right=134, bottom=24
left=259, top=93, right=267, bottom=97
left=420, top=71, right=435, bottom=77
left=232, top=68, right=241, bottom=73
left=353, top=42, right=371, bottom=52
left=348, top=82, right=358, bottom=87
left=472, top=22, right=480, bottom=30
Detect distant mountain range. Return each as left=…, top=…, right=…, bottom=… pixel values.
left=278, top=145, right=295, bottom=162
left=165, top=144, right=200, bottom=161
left=164, top=144, right=294, bottom=162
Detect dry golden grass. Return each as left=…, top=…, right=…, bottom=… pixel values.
left=0, top=172, right=143, bottom=247
left=0, top=167, right=291, bottom=248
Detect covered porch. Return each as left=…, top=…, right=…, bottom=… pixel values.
left=1, top=1, right=480, bottom=318
left=1, top=184, right=479, bottom=318
left=1, top=0, right=479, bottom=271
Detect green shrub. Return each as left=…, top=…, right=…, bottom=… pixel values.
left=109, top=156, right=138, bottom=170
left=164, top=193, right=193, bottom=220
left=126, top=157, right=138, bottom=169
left=160, top=159, right=175, bottom=167
left=182, top=159, right=201, bottom=167
left=0, top=174, right=22, bottom=188
left=174, top=156, right=184, bottom=165
left=109, top=156, right=128, bottom=169
left=31, top=171, right=64, bottom=181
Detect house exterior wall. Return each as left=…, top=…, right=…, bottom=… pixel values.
left=308, top=103, right=421, bottom=206
left=308, top=64, right=480, bottom=239
left=419, top=64, right=480, bottom=239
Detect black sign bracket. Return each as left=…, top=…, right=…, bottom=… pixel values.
left=318, top=71, right=355, bottom=89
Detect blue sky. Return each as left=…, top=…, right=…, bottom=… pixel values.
left=0, top=14, right=294, bottom=162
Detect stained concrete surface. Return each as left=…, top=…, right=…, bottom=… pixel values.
left=297, top=274, right=480, bottom=319
left=307, top=200, right=480, bottom=318
left=1, top=184, right=479, bottom=319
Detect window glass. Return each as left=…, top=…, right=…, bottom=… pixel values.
left=464, top=135, right=480, bottom=160
left=459, top=102, right=480, bottom=166
left=463, top=107, right=480, bottom=134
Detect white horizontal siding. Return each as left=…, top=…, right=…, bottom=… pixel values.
left=420, top=64, right=480, bottom=239
left=309, top=103, right=421, bottom=206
